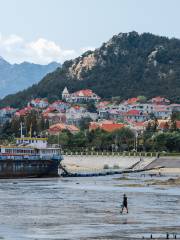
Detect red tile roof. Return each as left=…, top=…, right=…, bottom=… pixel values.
left=158, top=121, right=169, bottom=130
left=150, top=96, right=170, bottom=104
left=176, top=121, right=180, bottom=129
left=89, top=121, right=125, bottom=132
left=0, top=106, right=15, bottom=111
left=48, top=123, right=79, bottom=134
left=15, top=106, right=33, bottom=116
left=32, top=98, right=48, bottom=103
left=101, top=123, right=125, bottom=132
left=126, top=98, right=140, bottom=104
left=132, top=122, right=145, bottom=127
left=96, top=101, right=110, bottom=108
left=72, top=105, right=81, bottom=110
left=73, top=89, right=94, bottom=97
left=125, top=110, right=140, bottom=115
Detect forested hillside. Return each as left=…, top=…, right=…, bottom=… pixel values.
left=1, top=31, right=180, bottom=107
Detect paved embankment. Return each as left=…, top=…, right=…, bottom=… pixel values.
left=61, top=155, right=180, bottom=176
left=143, top=156, right=180, bottom=174
left=61, top=155, right=156, bottom=175
left=145, top=156, right=180, bottom=169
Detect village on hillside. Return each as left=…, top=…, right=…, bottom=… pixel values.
left=0, top=87, right=180, bottom=152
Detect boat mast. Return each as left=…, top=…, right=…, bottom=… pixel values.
left=29, top=123, right=32, bottom=138
left=20, top=122, right=23, bottom=138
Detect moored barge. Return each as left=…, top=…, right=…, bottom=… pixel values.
left=0, top=137, right=63, bottom=178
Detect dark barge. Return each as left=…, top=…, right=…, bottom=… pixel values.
left=0, top=137, right=63, bottom=178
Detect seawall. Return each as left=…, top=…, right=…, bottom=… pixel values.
left=62, top=155, right=156, bottom=172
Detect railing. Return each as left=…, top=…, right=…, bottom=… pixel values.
left=60, top=151, right=158, bottom=157
left=0, top=154, right=63, bottom=161
left=60, top=150, right=180, bottom=157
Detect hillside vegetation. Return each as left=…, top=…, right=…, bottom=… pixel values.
left=0, top=31, right=180, bottom=107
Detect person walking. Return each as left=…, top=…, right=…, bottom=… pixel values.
left=121, top=194, right=128, bottom=214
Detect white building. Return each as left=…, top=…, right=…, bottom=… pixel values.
left=66, top=106, right=98, bottom=125
left=62, top=87, right=100, bottom=103
left=30, top=98, right=49, bottom=109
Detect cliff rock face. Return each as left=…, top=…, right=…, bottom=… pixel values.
left=68, top=53, right=97, bottom=79
left=0, top=31, right=180, bottom=107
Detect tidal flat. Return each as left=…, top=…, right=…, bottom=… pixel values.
left=0, top=173, right=179, bottom=240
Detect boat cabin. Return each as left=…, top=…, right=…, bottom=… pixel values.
left=16, top=137, right=48, bottom=148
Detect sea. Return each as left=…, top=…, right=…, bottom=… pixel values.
left=0, top=174, right=179, bottom=240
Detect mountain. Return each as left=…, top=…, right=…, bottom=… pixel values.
left=0, top=31, right=180, bottom=108
left=0, top=58, right=60, bottom=98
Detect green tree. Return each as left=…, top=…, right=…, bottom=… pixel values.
left=79, top=117, right=92, bottom=130
left=137, top=95, right=147, bottom=103
left=71, top=131, right=87, bottom=147
left=87, top=129, right=110, bottom=151
left=48, top=130, right=72, bottom=147
left=87, top=102, right=97, bottom=113
left=111, top=128, right=135, bottom=151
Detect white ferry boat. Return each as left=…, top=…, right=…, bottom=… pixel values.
left=0, top=137, right=63, bottom=178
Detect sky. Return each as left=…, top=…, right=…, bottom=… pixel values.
left=0, top=0, right=180, bottom=64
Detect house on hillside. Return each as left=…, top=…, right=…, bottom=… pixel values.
left=128, top=121, right=146, bottom=134
left=129, top=103, right=154, bottom=114
left=169, top=104, right=180, bottom=112
left=123, top=97, right=140, bottom=105
left=29, top=98, right=49, bottom=109
left=149, top=96, right=170, bottom=105
left=0, top=107, right=17, bottom=124
left=108, top=110, right=124, bottom=121
left=15, top=106, right=33, bottom=117
left=66, top=106, right=98, bottom=126
left=62, top=87, right=100, bottom=103
left=50, top=100, right=70, bottom=112
left=153, top=105, right=172, bottom=119
left=89, top=120, right=125, bottom=132
left=124, top=110, right=149, bottom=122
left=42, top=107, right=66, bottom=125
left=48, top=123, right=79, bottom=135
left=96, top=101, right=111, bottom=109
left=175, top=121, right=180, bottom=130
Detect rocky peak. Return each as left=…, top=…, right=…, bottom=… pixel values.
left=0, top=56, right=11, bottom=67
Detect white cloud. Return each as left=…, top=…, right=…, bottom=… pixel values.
left=80, top=46, right=96, bottom=53
left=0, top=33, right=96, bottom=64
left=2, top=34, right=24, bottom=46
left=0, top=34, right=78, bottom=64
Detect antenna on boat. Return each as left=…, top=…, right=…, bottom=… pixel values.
left=29, top=123, right=32, bottom=138
left=20, top=122, right=23, bottom=138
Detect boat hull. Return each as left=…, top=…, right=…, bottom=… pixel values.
left=0, top=159, right=60, bottom=178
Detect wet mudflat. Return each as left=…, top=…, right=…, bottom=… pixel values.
left=0, top=174, right=179, bottom=240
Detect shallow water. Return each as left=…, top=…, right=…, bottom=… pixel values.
left=0, top=174, right=179, bottom=240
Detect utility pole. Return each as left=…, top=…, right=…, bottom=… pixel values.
left=135, top=132, right=138, bottom=152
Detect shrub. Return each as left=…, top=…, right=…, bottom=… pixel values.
left=113, top=164, right=120, bottom=169
left=103, top=164, right=109, bottom=169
